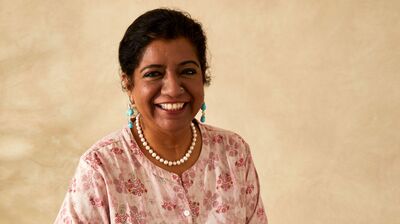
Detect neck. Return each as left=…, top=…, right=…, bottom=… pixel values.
left=135, top=116, right=193, bottom=159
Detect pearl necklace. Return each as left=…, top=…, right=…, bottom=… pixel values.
left=135, top=114, right=197, bottom=166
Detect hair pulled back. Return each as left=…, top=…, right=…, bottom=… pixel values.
left=119, top=8, right=210, bottom=88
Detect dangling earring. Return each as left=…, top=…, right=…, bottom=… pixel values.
left=200, top=102, right=206, bottom=123
left=127, top=102, right=136, bottom=128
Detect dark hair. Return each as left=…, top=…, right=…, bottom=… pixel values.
left=119, top=8, right=210, bottom=88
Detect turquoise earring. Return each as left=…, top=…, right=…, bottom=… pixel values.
left=127, top=103, right=135, bottom=128
left=200, top=102, right=206, bottom=123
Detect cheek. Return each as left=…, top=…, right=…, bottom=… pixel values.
left=133, top=84, right=159, bottom=104
left=193, top=86, right=205, bottom=102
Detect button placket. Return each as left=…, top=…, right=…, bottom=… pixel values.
left=177, top=175, right=194, bottom=223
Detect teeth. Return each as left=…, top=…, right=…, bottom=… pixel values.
left=159, top=103, right=185, bottom=111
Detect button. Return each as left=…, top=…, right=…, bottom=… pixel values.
left=183, top=210, right=191, bottom=217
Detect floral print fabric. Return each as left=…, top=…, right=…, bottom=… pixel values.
left=55, top=123, right=267, bottom=224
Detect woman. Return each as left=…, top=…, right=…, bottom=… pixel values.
left=55, top=8, right=267, bottom=223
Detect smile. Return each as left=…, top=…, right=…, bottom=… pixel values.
left=158, top=103, right=186, bottom=111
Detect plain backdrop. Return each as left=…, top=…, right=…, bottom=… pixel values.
left=1, top=0, right=399, bottom=223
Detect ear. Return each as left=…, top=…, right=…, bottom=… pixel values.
left=120, top=73, right=135, bottom=103
left=120, top=73, right=133, bottom=91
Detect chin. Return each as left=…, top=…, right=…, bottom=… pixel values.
left=157, top=118, right=194, bottom=132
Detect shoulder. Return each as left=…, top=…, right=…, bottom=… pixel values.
left=80, top=126, right=134, bottom=170
left=200, top=123, right=248, bottom=143
left=200, top=123, right=250, bottom=154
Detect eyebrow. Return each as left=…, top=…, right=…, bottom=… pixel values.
left=140, top=64, right=164, bottom=73
left=139, top=60, right=200, bottom=73
left=179, top=60, right=200, bottom=68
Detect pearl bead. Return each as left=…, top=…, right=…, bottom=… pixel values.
left=135, top=114, right=197, bottom=167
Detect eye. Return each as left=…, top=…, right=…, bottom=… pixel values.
left=181, top=68, right=197, bottom=76
left=143, top=71, right=162, bottom=78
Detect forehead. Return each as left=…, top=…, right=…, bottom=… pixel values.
left=138, top=37, right=199, bottom=66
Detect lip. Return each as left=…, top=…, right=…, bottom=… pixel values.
left=155, top=102, right=189, bottom=114
left=155, top=101, right=189, bottom=104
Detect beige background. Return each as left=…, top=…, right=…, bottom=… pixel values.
left=1, top=0, right=399, bottom=223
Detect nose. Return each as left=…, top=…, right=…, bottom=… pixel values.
left=161, top=72, right=183, bottom=97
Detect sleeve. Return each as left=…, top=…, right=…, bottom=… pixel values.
left=54, top=157, right=110, bottom=224
left=244, top=143, right=268, bottom=224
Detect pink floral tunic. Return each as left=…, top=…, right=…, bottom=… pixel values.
left=55, top=122, right=267, bottom=224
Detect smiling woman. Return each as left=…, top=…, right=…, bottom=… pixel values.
left=55, top=8, right=267, bottom=223
left=129, top=38, right=204, bottom=135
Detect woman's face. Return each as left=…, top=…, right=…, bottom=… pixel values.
left=128, top=37, right=204, bottom=133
